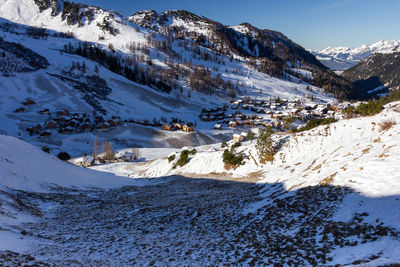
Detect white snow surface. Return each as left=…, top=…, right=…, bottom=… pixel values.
left=95, top=101, right=400, bottom=198
left=0, top=134, right=137, bottom=191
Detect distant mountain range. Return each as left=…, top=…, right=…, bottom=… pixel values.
left=312, top=40, right=400, bottom=71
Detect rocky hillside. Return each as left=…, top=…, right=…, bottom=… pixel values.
left=342, top=52, right=400, bottom=92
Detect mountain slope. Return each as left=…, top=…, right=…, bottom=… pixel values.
left=129, top=9, right=363, bottom=100
left=130, top=10, right=325, bottom=70
left=92, top=101, right=400, bottom=265
left=342, top=51, right=400, bottom=92
left=312, top=40, right=400, bottom=71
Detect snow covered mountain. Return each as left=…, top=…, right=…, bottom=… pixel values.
left=312, top=40, right=400, bottom=71
left=0, top=0, right=362, bottom=156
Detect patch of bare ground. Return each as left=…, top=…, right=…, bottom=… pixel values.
left=319, top=172, right=338, bottom=186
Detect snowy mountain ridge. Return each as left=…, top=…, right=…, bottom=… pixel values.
left=312, top=40, right=400, bottom=71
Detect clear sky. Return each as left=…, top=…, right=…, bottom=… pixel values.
left=78, top=0, right=400, bottom=50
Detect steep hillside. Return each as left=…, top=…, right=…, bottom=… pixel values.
left=312, top=40, right=400, bottom=71
left=130, top=10, right=325, bottom=70
left=342, top=52, right=400, bottom=92
left=130, top=9, right=363, bottom=99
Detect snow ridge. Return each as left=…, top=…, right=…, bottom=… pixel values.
left=312, top=40, right=400, bottom=70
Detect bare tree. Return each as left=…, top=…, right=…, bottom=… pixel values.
left=132, top=148, right=139, bottom=160
left=103, top=142, right=115, bottom=160
left=93, top=136, right=99, bottom=158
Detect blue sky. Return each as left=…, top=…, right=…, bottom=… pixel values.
left=79, top=0, right=400, bottom=50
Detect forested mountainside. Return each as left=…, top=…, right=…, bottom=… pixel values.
left=342, top=52, right=400, bottom=93
left=130, top=9, right=365, bottom=100
left=0, top=0, right=367, bottom=101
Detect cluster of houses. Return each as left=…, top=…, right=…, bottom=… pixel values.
left=20, top=101, right=122, bottom=137
left=161, top=122, right=195, bottom=132
left=76, top=148, right=140, bottom=167
left=201, top=97, right=342, bottom=131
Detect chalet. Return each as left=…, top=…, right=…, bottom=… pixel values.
left=290, top=108, right=299, bottom=116
left=31, top=124, right=42, bottom=132
left=115, top=151, right=134, bottom=162
left=14, top=107, right=25, bottom=113
left=272, top=113, right=282, bottom=120
left=45, top=121, right=57, bottom=129
left=228, top=121, right=236, bottom=128
left=67, top=120, right=79, bottom=128
left=182, top=124, right=194, bottom=132
left=95, top=116, right=105, bottom=123
left=108, top=120, right=120, bottom=126
left=79, top=124, right=92, bottom=132
left=263, top=121, right=273, bottom=128
left=39, top=108, right=50, bottom=115
left=40, top=132, right=52, bottom=138
left=240, top=132, right=248, bottom=140
left=57, top=109, right=69, bottom=116
left=98, top=123, right=110, bottom=131
left=235, top=119, right=243, bottom=126
left=272, top=120, right=281, bottom=128
left=214, top=124, right=222, bottom=130
left=62, top=127, right=73, bottom=134
left=173, top=123, right=182, bottom=130
left=53, top=116, right=65, bottom=123
left=233, top=134, right=244, bottom=142
left=77, top=156, right=94, bottom=167
left=201, top=115, right=210, bottom=121
left=327, top=110, right=335, bottom=117
left=161, top=124, right=171, bottom=131
left=23, top=99, right=35, bottom=106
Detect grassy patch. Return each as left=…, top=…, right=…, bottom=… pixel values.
left=293, top=118, right=337, bottom=133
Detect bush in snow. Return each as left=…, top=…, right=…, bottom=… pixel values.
left=256, top=127, right=275, bottom=163
left=168, top=154, right=176, bottom=163
left=173, top=149, right=196, bottom=169
left=57, top=151, right=71, bottom=161
left=222, top=148, right=244, bottom=169
left=41, top=146, right=50, bottom=153
left=293, top=118, right=337, bottom=133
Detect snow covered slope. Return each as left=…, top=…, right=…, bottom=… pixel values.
left=312, top=40, right=400, bottom=71
left=99, top=102, right=400, bottom=195
left=91, top=102, right=400, bottom=265
left=0, top=134, right=136, bottom=191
